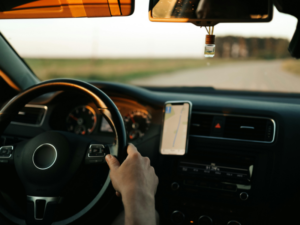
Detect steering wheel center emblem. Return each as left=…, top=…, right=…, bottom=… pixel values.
left=32, top=143, right=57, bottom=170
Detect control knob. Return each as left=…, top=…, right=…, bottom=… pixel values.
left=171, top=182, right=180, bottom=191
left=171, top=210, right=185, bottom=225
left=198, top=215, right=213, bottom=225
left=240, top=192, right=249, bottom=201
left=228, top=220, right=241, bottom=225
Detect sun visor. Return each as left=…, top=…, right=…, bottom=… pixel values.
left=0, top=0, right=134, bottom=19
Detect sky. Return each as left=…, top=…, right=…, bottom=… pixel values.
left=0, top=1, right=298, bottom=58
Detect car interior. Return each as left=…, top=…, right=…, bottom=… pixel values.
left=0, top=0, right=300, bottom=225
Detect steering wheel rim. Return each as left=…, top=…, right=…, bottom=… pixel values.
left=0, top=79, right=127, bottom=225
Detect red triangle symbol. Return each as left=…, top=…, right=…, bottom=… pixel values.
left=215, top=123, right=221, bottom=129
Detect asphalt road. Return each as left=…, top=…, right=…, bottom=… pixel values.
left=130, top=60, right=300, bottom=93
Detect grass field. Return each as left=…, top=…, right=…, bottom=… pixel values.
left=282, top=59, right=300, bottom=76
left=24, top=58, right=241, bottom=82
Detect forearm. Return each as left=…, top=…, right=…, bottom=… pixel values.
left=123, top=192, right=156, bottom=225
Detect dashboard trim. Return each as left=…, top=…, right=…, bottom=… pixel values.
left=190, top=112, right=276, bottom=144
left=11, top=104, right=48, bottom=127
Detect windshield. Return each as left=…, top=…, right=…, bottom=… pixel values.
left=0, top=1, right=298, bottom=93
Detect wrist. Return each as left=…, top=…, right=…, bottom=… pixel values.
left=122, top=190, right=156, bottom=225
left=122, top=188, right=155, bottom=208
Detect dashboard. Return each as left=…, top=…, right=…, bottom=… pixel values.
left=2, top=81, right=300, bottom=225
left=47, top=93, right=157, bottom=142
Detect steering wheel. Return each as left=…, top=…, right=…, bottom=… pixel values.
left=0, top=79, right=127, bottom=225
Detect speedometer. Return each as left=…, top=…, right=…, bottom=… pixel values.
left=66, top=105, right=97, bottom=135
left=124, top=111, right=151, bottom=140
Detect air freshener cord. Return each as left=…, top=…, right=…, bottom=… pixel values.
left=205, top=26, right=214, bottom=35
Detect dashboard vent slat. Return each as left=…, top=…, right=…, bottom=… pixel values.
left=224, top=117, right=268, bottom=141
left=11, top=105, right=47, bottom=126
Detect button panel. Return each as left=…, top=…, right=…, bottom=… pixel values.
left=182, top=179, right=237, bottom=192
left=223, top=184, right=238, bottom=192
left=88, top=144, right=106, bottom=157
left=85, top=144, right=109, bottom=165
left=178, top=162, right=251, bottom=183
left=0, top=146, right=13, bottom=158
left=168, top=199, right=249, bottom=225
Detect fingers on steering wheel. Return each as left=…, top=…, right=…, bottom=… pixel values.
left=127, top=143, right=138, bottom=155
left=105, top=154, right=120, bottom=171
left=144, top=156, right=150, bottom=166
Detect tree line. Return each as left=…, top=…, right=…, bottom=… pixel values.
left=214, top=36, right=290, bottom=59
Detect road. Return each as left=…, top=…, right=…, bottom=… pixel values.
left=130, top=60, right=300, bottom=92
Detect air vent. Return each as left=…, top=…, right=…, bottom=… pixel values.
left=190, top=112, right=275, bottom=143
left=11, top=105, right=47, bottom=126
left=190, top=114, right=214, bottom=136
left=224, top=117, right=274, bottom=142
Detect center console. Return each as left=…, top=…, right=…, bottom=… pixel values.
left=157, top=111, right=276, bottom=225
left=158, top=144, right=271, bottom=225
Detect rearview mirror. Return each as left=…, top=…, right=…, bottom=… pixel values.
left=149, top=0, right=273, bottom=26
left=0, top=0, right=134, bottom=19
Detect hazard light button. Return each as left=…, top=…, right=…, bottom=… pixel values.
left=215, top=123, right=222, bottom=129
left=211, top=117, right=225, bottom=137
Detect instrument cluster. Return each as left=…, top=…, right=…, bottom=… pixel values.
left=64, top=97, right=152, bottom=140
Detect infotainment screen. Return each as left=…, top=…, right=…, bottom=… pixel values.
left=160, top=101, right=192, bottom=155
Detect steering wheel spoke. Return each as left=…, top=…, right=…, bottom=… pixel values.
left=26, top=196, right=62, bottom=225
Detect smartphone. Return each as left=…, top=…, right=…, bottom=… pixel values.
left=160, top=101, right=192, bottom=155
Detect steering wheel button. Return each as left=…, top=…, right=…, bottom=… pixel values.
left=88, top=144, right=106, bottom=157
left=86, top=144, right=110, bottom=165
left=1, top=149, right=8, bottom=154
left=4, top=149, right=12, bottom=156
left=93, top=148, right=100, bottom=153
left=0, top=146, right=13, bottom=158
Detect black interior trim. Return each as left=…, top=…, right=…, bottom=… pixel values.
left=0, top=33, right=39, bottom=91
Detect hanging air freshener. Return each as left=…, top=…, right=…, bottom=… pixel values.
left=204, top=26, right=215, bottom=58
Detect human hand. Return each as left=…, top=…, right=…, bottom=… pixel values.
left=105, top=144, right=159, bottom=225
left=105, top=143, right=159, bottom=200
